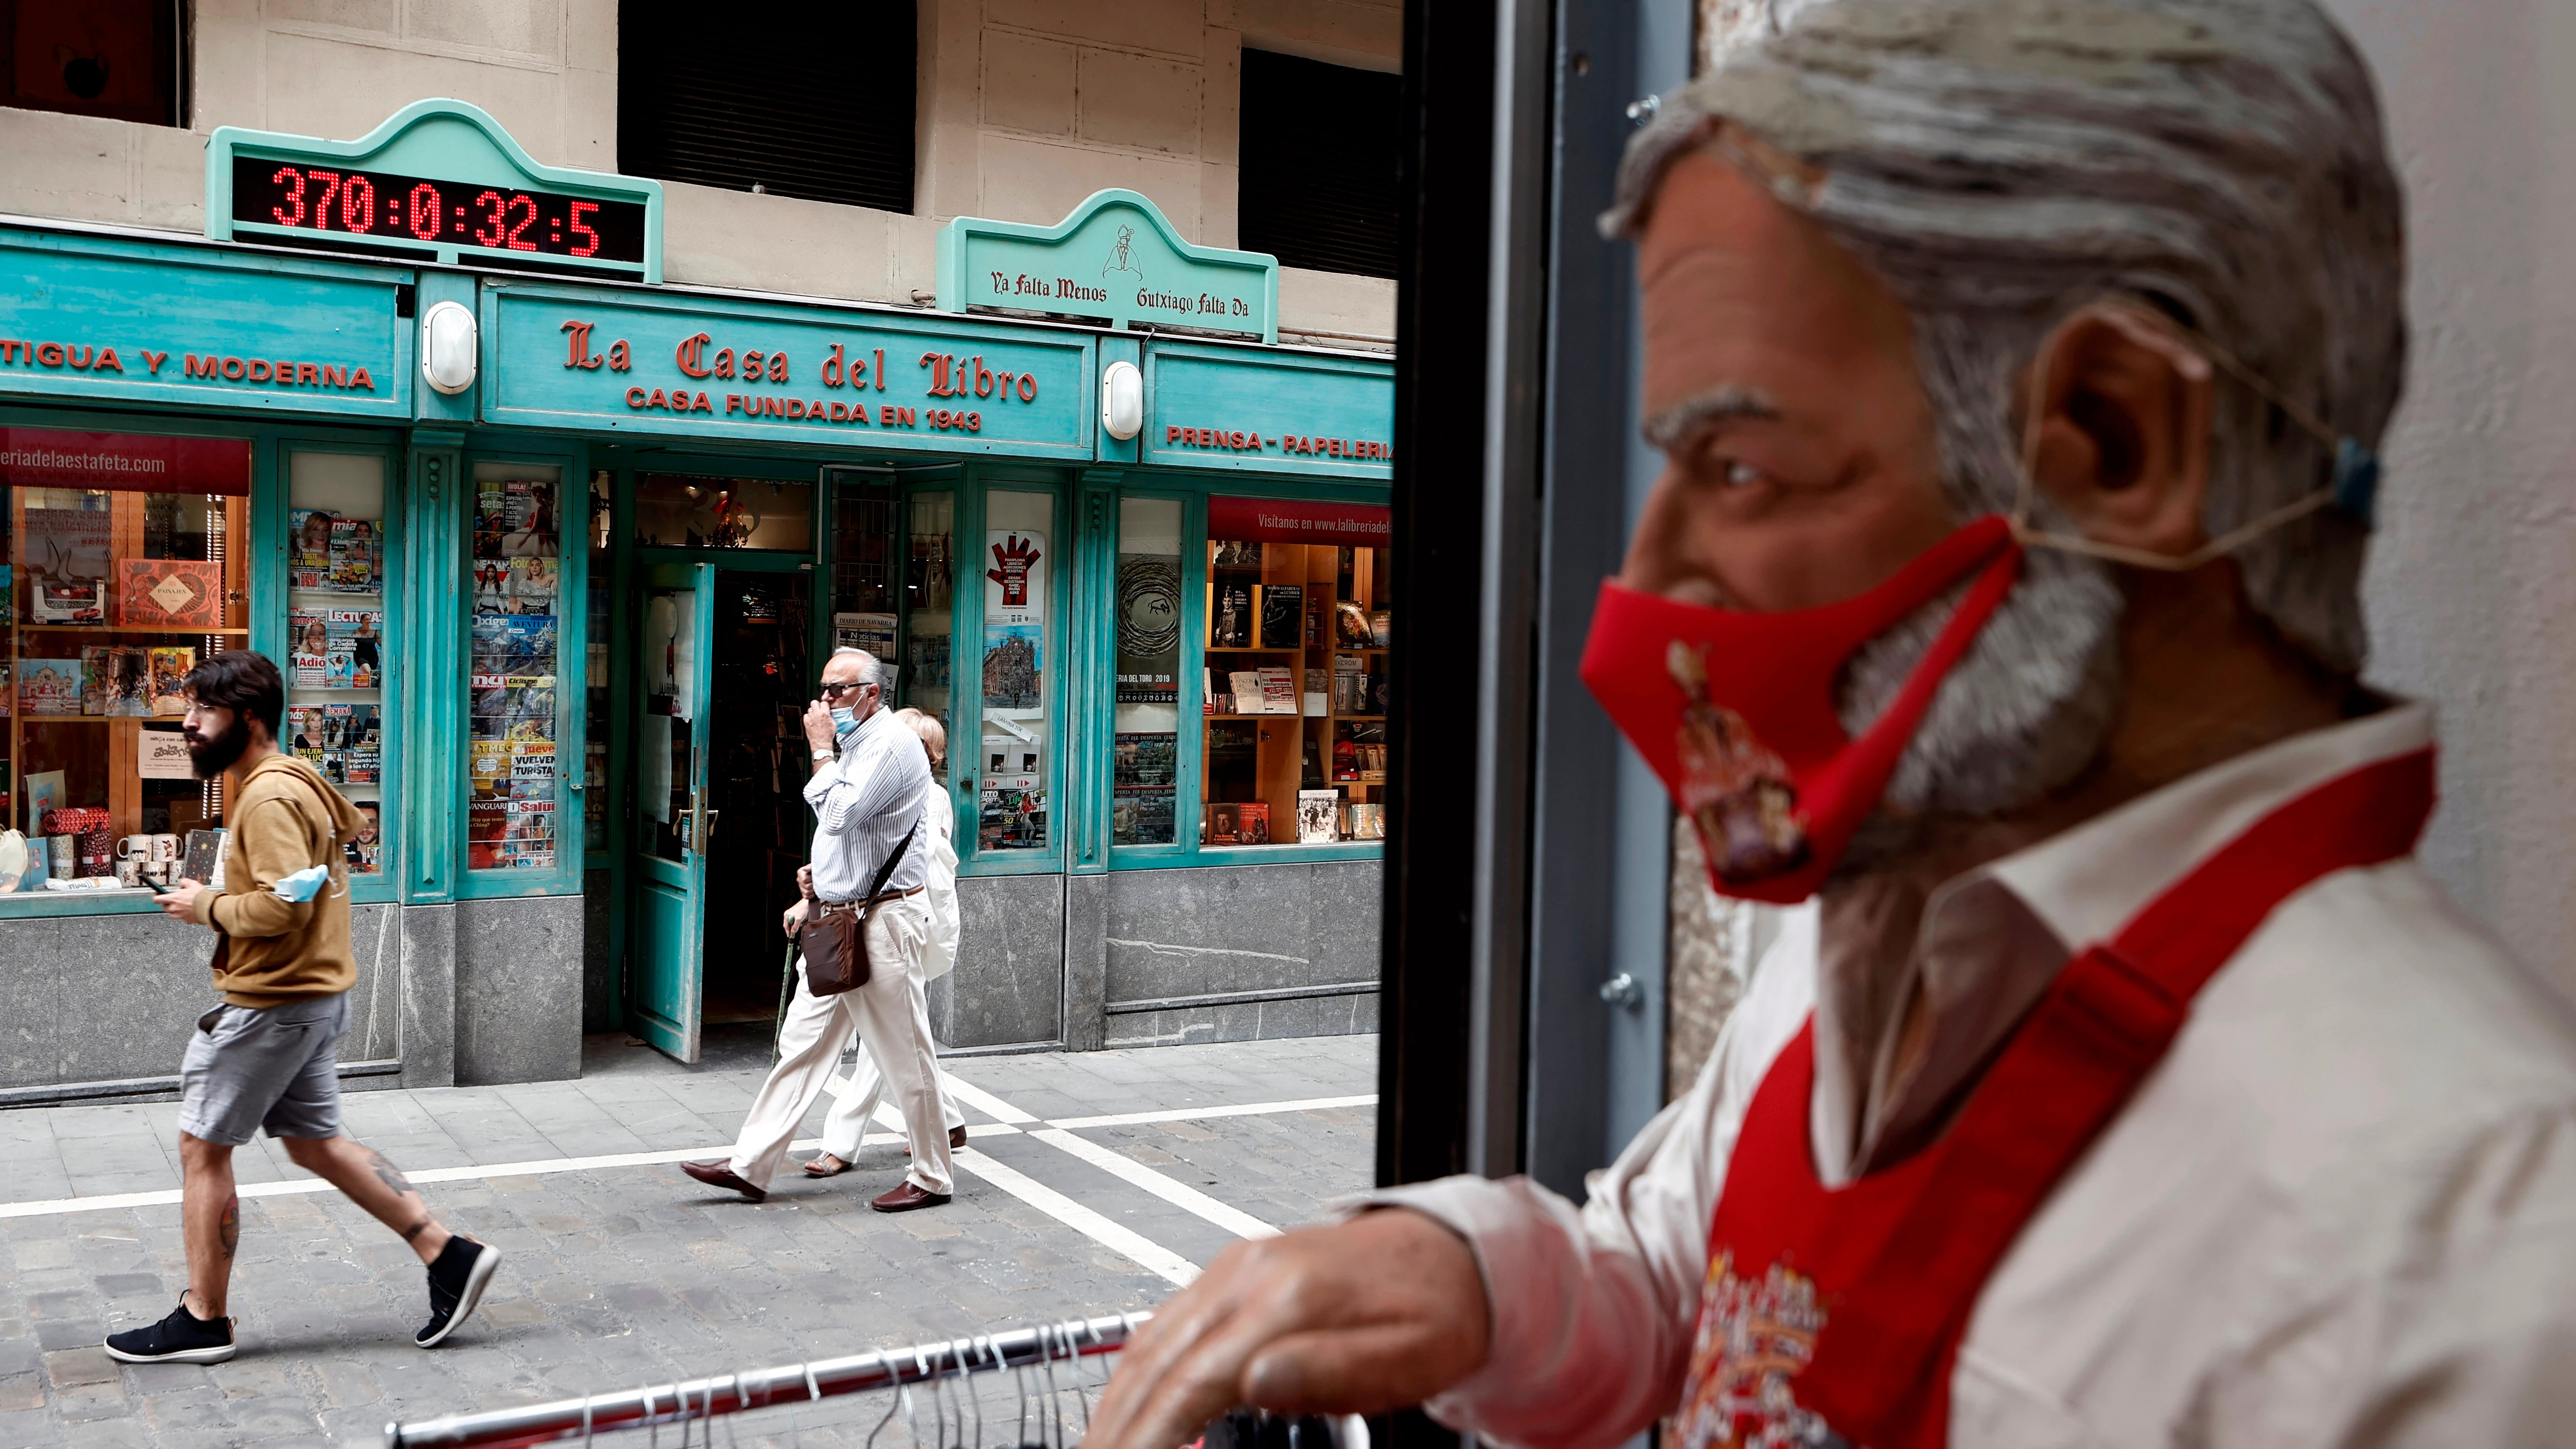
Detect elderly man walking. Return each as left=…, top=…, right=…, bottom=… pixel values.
left=680, top=647, right=952, bottom=1211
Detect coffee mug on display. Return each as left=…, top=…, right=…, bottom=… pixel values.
left=151, top=833, right=180, bottom=863
left=46, top=836, right=73, bottom=874
left=113, top=859, right=142, bottom=887
left=118, top=835, right=152, bottom=860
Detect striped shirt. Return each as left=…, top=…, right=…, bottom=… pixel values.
left=800, top=705, right=931, bottom=902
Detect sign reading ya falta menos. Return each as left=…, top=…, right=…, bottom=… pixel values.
left=481, top=283, right=1094, bottom=459
left=937, top=190, right=1278, bottom=344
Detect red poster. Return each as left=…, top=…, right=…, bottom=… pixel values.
left=1207, top=496, right=1391, bottom=545
left=0, top=429, right=251, bottom=496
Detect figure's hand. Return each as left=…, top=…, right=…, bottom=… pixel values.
left=154, top=879, right=206, bottom=923
left=804, top=699, right=838, bottom=751
left=1084, top=1209, right=1490, bottom=1449
left=796, top=864, right=814, bottom=898
left=782, top=897, right=810, bottom=936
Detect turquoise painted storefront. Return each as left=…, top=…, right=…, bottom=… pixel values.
left=0, top=125, right=1392, bottom=1095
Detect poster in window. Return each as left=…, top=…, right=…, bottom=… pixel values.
left=983, top=530, right=1046, bottom=628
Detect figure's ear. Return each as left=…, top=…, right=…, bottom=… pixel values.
left=2022, top=303, right=2215, bottom=560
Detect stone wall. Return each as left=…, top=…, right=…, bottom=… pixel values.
left=0, top=0, right=1395, bottom=341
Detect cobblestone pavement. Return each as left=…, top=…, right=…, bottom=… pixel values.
left=0, top=1031, right=1378, bottom=1448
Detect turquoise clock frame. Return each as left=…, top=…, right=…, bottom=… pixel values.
left=207, top=98, right=666, bottom=283
left=937, top=189, right=1280, bottom=344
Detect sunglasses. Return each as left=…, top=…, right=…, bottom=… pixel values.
left=819, top=680, right=873, bottom=698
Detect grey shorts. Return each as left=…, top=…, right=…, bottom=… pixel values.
left=177, top=993, right=351, bottom=1146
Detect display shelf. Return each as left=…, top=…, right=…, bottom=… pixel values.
left=1198, top=536, right=1389, bottom=846
left=16, top=624, right=250, bottom=636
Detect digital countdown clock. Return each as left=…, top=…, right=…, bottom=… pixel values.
left=231, top=156, right=648, bottom=264
left=206, top=99, right=666, bottom=282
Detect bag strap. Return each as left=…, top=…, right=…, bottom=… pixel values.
left=861, top=822, right=917, bottom=907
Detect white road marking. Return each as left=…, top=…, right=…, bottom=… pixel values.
left=1049, top=1094, right=1377, bottom=1131
left=0, top=1093, right=1370, bottom=1227
left=948, top=1147, right=1201, bottom=1286
left=1027, top=1128, right=1280, bottom=1241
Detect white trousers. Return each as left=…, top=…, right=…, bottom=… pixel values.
left=821, top=1030, right=965, bottom=1163
left=727, top=895, right=952, bottom=1194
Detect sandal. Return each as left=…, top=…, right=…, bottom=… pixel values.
left=802, top=1154, right=855, bottom=1178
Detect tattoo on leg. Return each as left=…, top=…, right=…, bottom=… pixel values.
left=219, top=1194, right=240, bottom=1262
left=400, top=1218, right=432, bottom=1243
left=362, top=1146, right=415, bottom=1199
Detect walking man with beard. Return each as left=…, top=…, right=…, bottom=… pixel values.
left=1085, top=2, right=2576, bottom=1445
left=108, top=652, right=499, bottom=1364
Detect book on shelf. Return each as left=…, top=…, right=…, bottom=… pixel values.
left=1348, top=804, right=1386, bottom=841
left=1297, top=790, right=1340, bottom=844
left=1303, top=668, right=1329, bottom=717
left=1256, top=667, right=1297, bottom=713
left=181, top=829, right=229, bottom=890
left=149, top=647, right=195, bottom=715
left=1334, top=599, right=1374, bottom=647
left=78, top=647, right=152, bottom=717
left=1227, top=670, right=1264, bottom=713
left=1237, top=802, right=1269, bottom=844
left=1258, top=585, right=1302, bottom=649
left=1212, top=582, right=1254, bottom=648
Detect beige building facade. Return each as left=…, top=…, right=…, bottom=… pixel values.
left=0, top=0, right=1398, bottom=342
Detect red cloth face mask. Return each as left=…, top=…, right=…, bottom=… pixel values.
left=1579, top=515, right=2024, bottom=903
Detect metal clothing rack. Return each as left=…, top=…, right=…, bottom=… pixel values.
left=385, top=1312, right=1144, bottom=1449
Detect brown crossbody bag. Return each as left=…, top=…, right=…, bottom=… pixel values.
left=796, top=822, right=916, bottom=997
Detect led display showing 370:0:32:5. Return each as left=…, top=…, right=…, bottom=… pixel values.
left=229, top=155, right=648, bottom=264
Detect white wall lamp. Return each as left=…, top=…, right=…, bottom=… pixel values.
left=1101, top=359, right=1143, bottom=441
left=420, top=299, right=478, bottom=396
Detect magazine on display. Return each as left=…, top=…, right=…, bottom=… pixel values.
left=472, top=615, right=558, bottom=674
left=292, top=511, right=386, bottom=593
left=474, top=477, right=560, bottom=560
left=469, top=674, right=558, bottom=742
left=1298, top=790, right=1340, bottom=845
left=289, top=608, right=384, bottom=689
left=345, top=805, right=382, bottom=874
left=20, top=656, right=83, bottom=712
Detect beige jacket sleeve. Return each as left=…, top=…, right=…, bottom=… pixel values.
left=190, top=796, right=320, bottom=940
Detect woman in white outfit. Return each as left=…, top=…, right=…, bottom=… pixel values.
left=804, top=709, right=966, bottom=1176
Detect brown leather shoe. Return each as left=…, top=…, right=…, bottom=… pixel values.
left=871, top=1181, right=951, bottom=1213
left=680, top=1160, right=766, bottom=1202
left=902, top=1126, right=970, bottom=1158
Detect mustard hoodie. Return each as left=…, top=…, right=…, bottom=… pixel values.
left=189, top=750, right=369, bottom=1007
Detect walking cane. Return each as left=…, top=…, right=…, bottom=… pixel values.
left=774, top=865, right=815, bottom=1066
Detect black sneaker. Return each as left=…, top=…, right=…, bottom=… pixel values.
left=414, top=1236, right=501, bottom=1348
left=105, top=1294, right=236, bottom=1365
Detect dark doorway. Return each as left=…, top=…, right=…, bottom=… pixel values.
left=700, top=569, right=816, bottom=1023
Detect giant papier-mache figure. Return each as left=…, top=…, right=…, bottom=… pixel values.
left=1083, top=2, right=2576, bottom=1447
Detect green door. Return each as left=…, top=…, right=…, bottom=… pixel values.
left=630, top=562, right=717, bottom=1061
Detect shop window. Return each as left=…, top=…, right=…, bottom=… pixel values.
left=1202, top=497, right=1390, bottom=847
left=634, top=473, right=814, bottom=551
left=900, top=492, right=954, bottom=728
left=1238, top=49, right=1400, bottom=280
left=284, top=451, right=388, bottom=876
left=978, top=491, right=1052, bottom=852
left=4, top=428, right=250, bottom=893
left=617, top=0, right=916, bottom=215
left=1113, top=497, right=1182, bottom=846
left=467, top=462, right=566, bottom=873
left=1, top=1, right=184, bottom=128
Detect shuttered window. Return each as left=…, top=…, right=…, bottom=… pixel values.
left=617, top=1, right=916, bottom=215
left=1238, top=49, right=1400, bottom=280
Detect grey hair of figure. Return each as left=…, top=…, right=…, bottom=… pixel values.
left=829, top=646, right=885, bottom=688
left=1608, top=0, right=2404, bottom=824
